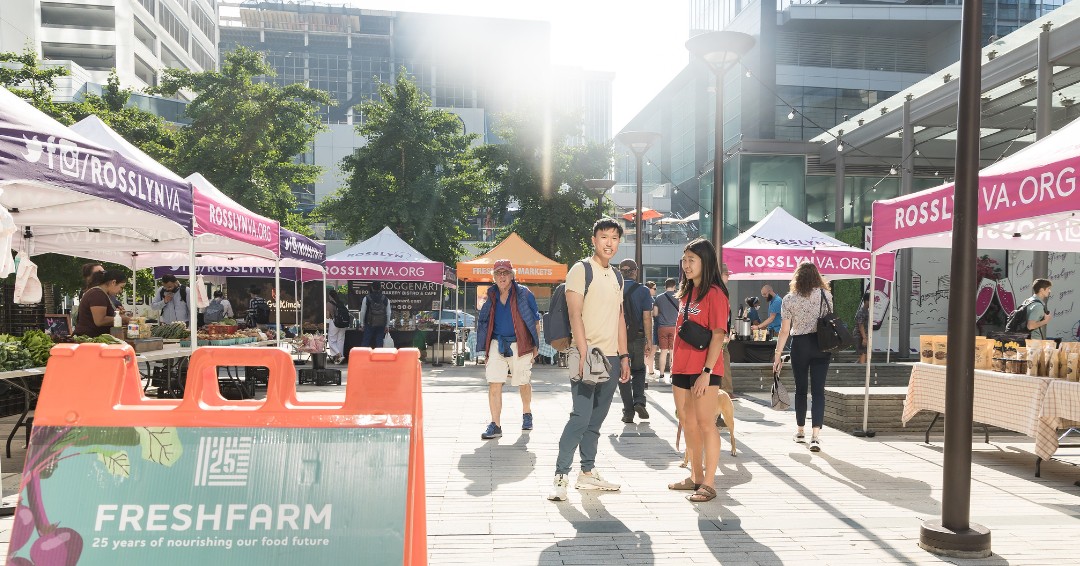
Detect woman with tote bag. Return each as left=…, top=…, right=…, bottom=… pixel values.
left=771, top=262, right=833, bottom=453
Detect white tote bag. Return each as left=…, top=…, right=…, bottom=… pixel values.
left=13, top=251, right=42, bottom=304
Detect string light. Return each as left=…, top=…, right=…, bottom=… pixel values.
left=745, top=70, right=751, bottom=78
left=837, top=141, right=845, bottom=152
left=890, top=166, right=897, bottom=175
left=787, top=109, right=796, bottom=120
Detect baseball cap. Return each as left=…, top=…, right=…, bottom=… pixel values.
left=492, top=259, right=514, bottom=274
left=619, top=259, right=638, bottom=273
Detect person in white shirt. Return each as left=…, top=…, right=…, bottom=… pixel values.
left=151, top=275, right=189, bottom=324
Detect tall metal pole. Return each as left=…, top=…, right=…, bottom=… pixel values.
left=898, top=97, right=914, bottom=359
left=1032, top=23, right=1053, bottom=280
left=834, top=153, right=845, bottom=232
left=635, top=152, right=644, bottom=281
left=919, top=0, right=991, bottom=556
left=712, top=70, right=724, bottom=257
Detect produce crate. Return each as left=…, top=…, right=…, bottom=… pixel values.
left=0, top=284, right=47, bottom=336
left=205, top=324, right=239, bottom=336
left=124, top=338, right=164, bottom=353
left=298, top=368, right=342, bottom=386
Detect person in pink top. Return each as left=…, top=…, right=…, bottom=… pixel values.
left=665, top=238, right=730, bottom=503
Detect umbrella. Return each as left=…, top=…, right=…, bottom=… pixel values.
left=623, top=207, right=664, bottom=221
left=655, top=217, right=685, bottom=225
left=682, top=212, right=700, bottom=222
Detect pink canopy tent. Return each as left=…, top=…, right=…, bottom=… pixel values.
left=324, top=226, right=446, bottom=284
left=859, top=114, right=1080, bottom=434
left=724, top=207, right=895, bottom=281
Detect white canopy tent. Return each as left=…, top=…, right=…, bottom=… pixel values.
left=723, top=207, right=894, bottom=281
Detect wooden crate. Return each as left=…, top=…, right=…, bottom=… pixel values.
left=124, top=338, right=164, bottom=352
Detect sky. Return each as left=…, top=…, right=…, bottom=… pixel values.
left=334, top=0, right=692, bottom=132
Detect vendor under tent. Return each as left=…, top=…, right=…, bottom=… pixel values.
left=66, top=118, right=284, bottom=344
left=325, top=226, right=450, bottom=360
left=0, top=87, right=198, bottom=344
left=724, top=207, right=895, bottom=281
left=860, top=114, right=1080, bottom=435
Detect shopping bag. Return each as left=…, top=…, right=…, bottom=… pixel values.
left=771, top=371, right=792, bottom=411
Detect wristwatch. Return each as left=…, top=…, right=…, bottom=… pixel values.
left=618, top=353, right=631, bottom=360
left=702, top=367, right=712, bottom=374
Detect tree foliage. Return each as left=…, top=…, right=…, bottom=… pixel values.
left=0, top=48, right=69, bottom=112
left=149, top=47, right=330, bottom=233
left=473, top=112, right=612, bottom=263
left=317, top=71, right=481, bottom=265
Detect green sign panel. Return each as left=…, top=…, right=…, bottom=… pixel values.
left=8, top=426, right=410, bottom=565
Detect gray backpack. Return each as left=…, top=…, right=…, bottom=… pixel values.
left=204, top=298, right=226, bottom=323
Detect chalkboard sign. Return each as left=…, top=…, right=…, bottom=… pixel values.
left=44, top=313, right=71, bottom=338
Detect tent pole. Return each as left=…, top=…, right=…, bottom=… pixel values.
left=433, top=282, right=444, bottom=365
left=188, top=237, right=197, bottom=350
left=322, top=272, right=328, bottom=338
left=274, top=259, right=282, bottom=346
left=295, top=273, right=300, bottom=337
left=887, top=280, right=895, bottom=364
left=856, top=246, right=877, bottom=438
left=130, top=254, right=137, bottom=313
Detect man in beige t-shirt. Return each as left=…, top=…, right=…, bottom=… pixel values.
left=549, top=218, right=631, bottom=501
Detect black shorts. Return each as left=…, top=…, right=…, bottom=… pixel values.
left=671, top=373, right=721, bottom=390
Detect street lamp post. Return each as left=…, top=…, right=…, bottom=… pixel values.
left=686, top=31, right=755, bottom=264
left=616, top=132, right=661, bottom=283
left=583, top=179, right=616, bottom=218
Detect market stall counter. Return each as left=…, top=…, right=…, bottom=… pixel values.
left=728, top=339, right=777, bottom=363
left=903, top=362, right=1080, bottom=476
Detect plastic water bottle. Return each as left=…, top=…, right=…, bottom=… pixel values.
left=113, top=312, right=122, bottom=328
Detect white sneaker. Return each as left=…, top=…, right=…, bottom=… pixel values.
left=809, top=438, right=821, bottom=452
left=548, top=474, right=569, bottom=501
left=659, top=374, right=670, bottom=385
left=575, top=470, right=620, bottom=491
left=793, top=431, right=806, bottom=443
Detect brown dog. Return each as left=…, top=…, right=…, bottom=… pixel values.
left=677, top=390, right=737, bottom=467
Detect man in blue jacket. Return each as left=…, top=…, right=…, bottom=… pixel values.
left=476, top=259, right=541, bottom=440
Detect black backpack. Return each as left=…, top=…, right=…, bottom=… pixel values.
left=1005, top=297, right=1042, bottom=334
left=623, top=281, right=645, bottom=337
left=332, top=301, right=352, bottom=329
left=543, top=260, right=622, bottom=351
left=365, top=294, right=388, bottom=327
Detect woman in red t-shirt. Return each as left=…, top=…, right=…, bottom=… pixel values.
left=666, top=238, right=729, bottom=503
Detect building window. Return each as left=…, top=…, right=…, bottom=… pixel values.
left=138, top=0, right=155, bottom=17
left=157, top=5, right=189, bottom=50
left=189, top=4, right=215, bottom=43
left=191, top=41, right=214, bottom=71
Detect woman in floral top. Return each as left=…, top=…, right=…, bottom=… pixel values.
left=772, top=261, right=833, bottom=453
left=666, top=238, right=729, bottom=503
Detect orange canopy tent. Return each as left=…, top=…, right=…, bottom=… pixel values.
left=456, top=232, right=567, bottom=283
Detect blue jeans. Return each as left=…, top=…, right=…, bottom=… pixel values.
left=791, top=333, right=831, bottom=428
left=555, top=355, right=620, bottom=475
left=361, top=326, right=385, bottom=348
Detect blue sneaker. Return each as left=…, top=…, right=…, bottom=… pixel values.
left=522, top=413, right=533, bottom=431
left=481, top=422, right=502, bottom=439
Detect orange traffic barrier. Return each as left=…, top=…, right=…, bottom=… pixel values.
left=8, top=344, right=426, bottom=566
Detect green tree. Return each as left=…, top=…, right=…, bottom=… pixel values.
left=64, top=72, right=180, bottom=167
left=0, top=48, right=69, bottom=112
left=474, top=112, right=611, bottom=263
left=317, top=71, right=481, bottom=265
left=149, top=47, right=331, bottom=233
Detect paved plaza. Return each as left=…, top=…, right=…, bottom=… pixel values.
left=2, top=361, right=1080, bottom=564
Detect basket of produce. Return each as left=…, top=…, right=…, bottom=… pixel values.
left=205, top=323, right=239, bottom=336
left=151, top=322, right=189, bottom=341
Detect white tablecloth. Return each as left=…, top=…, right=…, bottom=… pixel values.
left=902, top=363, right=1070, bottom=460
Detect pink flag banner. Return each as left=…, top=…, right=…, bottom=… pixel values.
left=193, top=177, right=279, bottom=254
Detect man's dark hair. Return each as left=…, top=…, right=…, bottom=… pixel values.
left=160, top=274, right=178, bottom=285
left=592, top=217, right=623, bottom=237
left=81, top=262, right=102, bottom=280
left=664, top=277, right=677, bottom=289
left=370, top=281, right=383, bottom=293
left=213, top=290, right=223, bottom=299
left=1033, top=278, right=1052, bottom=294
left=248, top=285, right=261, bottom=296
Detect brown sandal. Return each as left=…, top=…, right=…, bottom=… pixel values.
left=687, top=485, right=717, bottom=502
left=667, top=477, right=699, bottom=491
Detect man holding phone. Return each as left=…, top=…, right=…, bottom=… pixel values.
left=151, top=274, right=189, bottom=324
